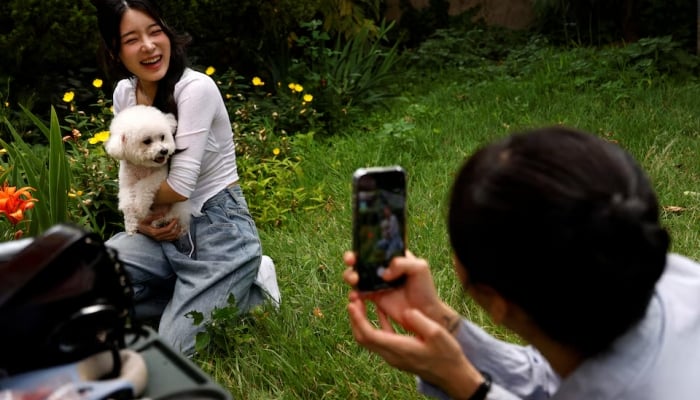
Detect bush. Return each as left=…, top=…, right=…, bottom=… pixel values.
left=212, top=68, right=327, bottom=228
left=0, top=0, right=99, bottom=113
left=287, top=19, right=403, bottom=131
left=532, top=0, right=697, bottom=48
left=1, top=0, right=394, bottom=131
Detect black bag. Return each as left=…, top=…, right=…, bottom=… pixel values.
left=0, top=223, right=134, bottom=376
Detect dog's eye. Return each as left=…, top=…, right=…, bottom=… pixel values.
left=143, top=139, right=152, bottom=145
left=160, top=135, right=165, bottom=141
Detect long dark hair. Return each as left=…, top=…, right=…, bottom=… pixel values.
left=92, top=0, right=191, bottom=117
left=448, top=126, right=669, bottom=356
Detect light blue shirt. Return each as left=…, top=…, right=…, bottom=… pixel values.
left=419, top=254, right=700, bottom=399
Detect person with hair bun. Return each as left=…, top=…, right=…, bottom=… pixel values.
left=92, top=0, right=280, bottom=356
left=343, top=126, right=700, bottom=399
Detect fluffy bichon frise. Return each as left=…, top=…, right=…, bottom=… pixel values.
left=105, top=104, right=191, bottom=236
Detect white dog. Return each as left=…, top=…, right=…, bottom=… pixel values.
left=105, top=105, right=191, bottom=236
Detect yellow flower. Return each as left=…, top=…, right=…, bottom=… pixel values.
left=88, top=131, right=110, bottom=145
left=225, top=93, right=233, bottom=99
left=303, top=94, right=313, bottom=102
left=68, top=189, right=84, bottom=198
left=252, top=76, right=265, bottom=86
left=288, top=82, right=296, bottom=90
left=294, top=83, right=303, bottom=93
left=272, top=148, right=280, bottom=156
left=62, top=91, right=75, bottom=103
left=92, top=78, right=103, bottom=88
left=205, top=66, right=216, bottom=76
left=110, top=106, right=114, bottom=114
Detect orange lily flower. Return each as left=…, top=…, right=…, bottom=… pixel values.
left=0, top=182, right=38, bottom=225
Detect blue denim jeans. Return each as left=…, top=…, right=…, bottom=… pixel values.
left=106, top=185, right=268, bottom=355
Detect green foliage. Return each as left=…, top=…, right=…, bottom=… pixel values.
left=0, top=97, right=120, bottom=239
left=289, top=19, right=402, bottom=129
left=318, top=0, right=383, bottom=38
left=188, top=295, right=278, bottom=358
left=0, top=0, right=390, bottom=127
left=636, top=0, right=696, bottom=47
left=215, top=69, right=323, bottom=137
left=0, top=0, right=99, bottom=112
left=391, top=0, right=451, bottom=48
left=0, top=107, right=71, bottom=236
left=407, top=25, right=699, bottom=86
left=503, top=35, right=700, bottom=89
left=202, top=68, right=328, bottom=229
left=407, top=26, right=529, bottom=71
left=56, top=82, right=121, bottom=238
left=532, top=0, right=696, bottom=47
left=164, top=0, right=385, bottom=81
left=237, top=148, right=326, bottom=229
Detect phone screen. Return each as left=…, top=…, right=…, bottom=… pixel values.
left=352, top=166, right=407, bottom=292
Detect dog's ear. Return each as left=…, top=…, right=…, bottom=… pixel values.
left=104, top=132, right=127, bottom=160
left=165, top=113, right=177, bottom=135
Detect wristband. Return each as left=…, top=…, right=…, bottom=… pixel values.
left=467, top=371, right=492, bottom=400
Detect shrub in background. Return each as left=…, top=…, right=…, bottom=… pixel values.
left=532, top=0, right=696, bottom=48
left=390, top=0, right=450, bottom=49
left=0, top=0, right=99, bottom=115
left=287, top=19, right=402, bottom=131
left=212, top=69, right=327, bottom=228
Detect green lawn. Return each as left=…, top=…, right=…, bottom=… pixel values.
left=195, top=43, right=700, bottom=399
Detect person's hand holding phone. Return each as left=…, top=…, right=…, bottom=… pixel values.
left=342, top=250, right=458, bottom=330
left=343, top=250, right=484, bottom=398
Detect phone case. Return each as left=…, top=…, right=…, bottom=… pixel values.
left=352, top=166, right=407, bottom=292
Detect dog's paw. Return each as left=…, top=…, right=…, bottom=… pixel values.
left=150, top=218, right=172, bottom=229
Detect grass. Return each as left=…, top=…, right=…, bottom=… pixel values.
left=194, top=42, right=700, bottom=399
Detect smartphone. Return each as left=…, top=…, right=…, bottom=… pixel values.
left=352, top=166, right=407, bottom=292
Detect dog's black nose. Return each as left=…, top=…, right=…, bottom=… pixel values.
left=159, top=149, right=169, bottom=155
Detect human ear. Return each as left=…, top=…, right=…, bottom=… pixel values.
left=453, top=257, right=510, bottom=325
left=468, top=284, right=509, bottom=325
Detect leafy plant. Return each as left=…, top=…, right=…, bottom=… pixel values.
left=0, top=106, right=71, bottom=236
left=318, top=0, right=383, bottom=38
left=188, top=294, right=277, bottom=357
left=236, top=132, right=327, bottom=228
left=209, top=68, right=328, bottom=228
left=60, top=81, right=121, bottom=237
left=290, top=19, right=402, bottom=129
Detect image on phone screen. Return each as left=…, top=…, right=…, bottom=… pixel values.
left=353, top=167, right=407, bottom=291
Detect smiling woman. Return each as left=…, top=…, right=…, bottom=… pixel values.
left=91, top=0, right=281, bottom=356
left=94, top=0, right=188, bottom=117
left=117, top=7, right=172, bottom=104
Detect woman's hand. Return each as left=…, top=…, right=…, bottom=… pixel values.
left=347, top=296, right=484, bottom=399
left=137, top=210, right=182, bottom=242
left=342, top=251, right=459, bottom=328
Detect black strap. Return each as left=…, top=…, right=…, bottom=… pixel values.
left=468, top=371, right=492, bottom=400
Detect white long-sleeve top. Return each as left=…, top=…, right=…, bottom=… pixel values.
left=112, top=68, right=237, bottom=215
